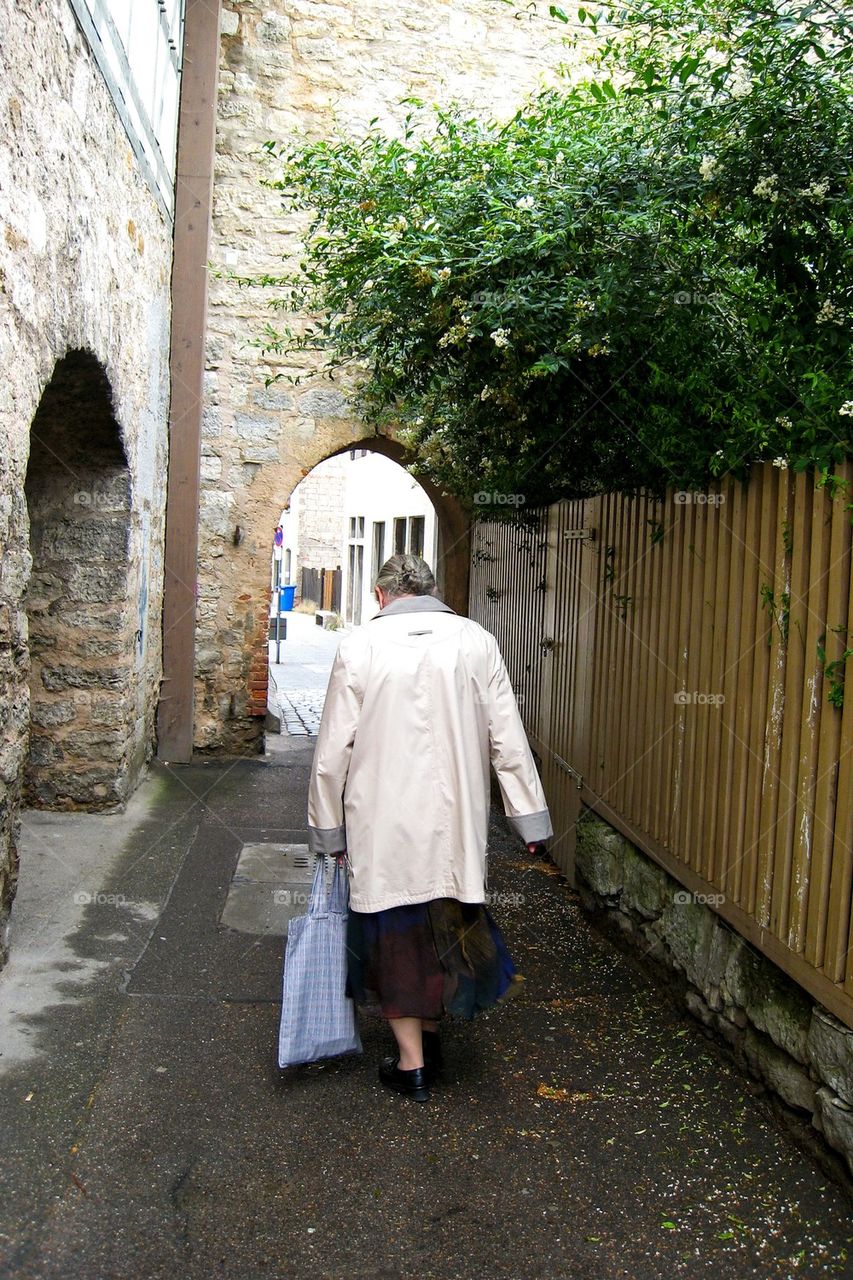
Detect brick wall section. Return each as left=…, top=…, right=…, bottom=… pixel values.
left=246, top=590, right=273, bottom=720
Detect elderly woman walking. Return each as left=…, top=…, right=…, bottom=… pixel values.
left=307, top=553, right=552, bottom=1101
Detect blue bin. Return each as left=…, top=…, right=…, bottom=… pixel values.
left=278, top=584, right=296, bottom=612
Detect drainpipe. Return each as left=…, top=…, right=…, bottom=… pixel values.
left=157, top=0, right=221, bottom=762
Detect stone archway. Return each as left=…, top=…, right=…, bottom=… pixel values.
left=242, top=435, right=472, bottom=750
left=190, top=428, right=471, bottom=756
left=24, top=350, right=141, bottom=809
left=182, top=0, right=573, bottom=762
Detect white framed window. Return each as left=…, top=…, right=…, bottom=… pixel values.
left=68, top=0, right=184, bottom=216
left=371, top=521, right=386, bottom=582
left=408, top=516, right=425, bottom=557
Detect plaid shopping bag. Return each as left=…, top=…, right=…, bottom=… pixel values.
left=277, top=855, right=362, bottom=1068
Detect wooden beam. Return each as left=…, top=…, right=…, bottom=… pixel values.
left=156, top=0, right=221, bottom=762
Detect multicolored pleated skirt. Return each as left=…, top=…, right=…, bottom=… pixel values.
left=345, top=897, right=523, bottom=1021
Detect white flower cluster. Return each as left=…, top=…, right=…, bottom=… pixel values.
left=438, top=324, right=468, bottom=349
left=404, top=159, right=417, bottom=176
left=516, top=195, right=536, bottom=211
left=817, top=300, right=839, bottom=325
left=729, top=72, right=752, bottom=99
left=437, top=267, right=451, bottom=281
left=490, top=327, right=511, bottom=348
left=839, top=401, right=853, bottom=417
left=775, top=415, right=793, bottom=430
left=799, top=178, right=830, bottom=201
left=699, top=155, right=719, bottom=182
left=772, top=457, right=788, bottom=469
left=753, top=174, right=779, bottom=202
left=480, top=385, right=492, bottom=401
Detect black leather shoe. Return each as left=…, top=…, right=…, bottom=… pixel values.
left=379, top=1057, right=430, bottom=1101
left=422, top=1031, right=443, bottom=1084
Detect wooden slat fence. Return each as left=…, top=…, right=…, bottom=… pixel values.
left=300, top=566, right=342, bottom=613
left=469, top=461, right=853, bottom=1029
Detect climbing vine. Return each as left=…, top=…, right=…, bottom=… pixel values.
left=817, top=630, right=853, bottom=710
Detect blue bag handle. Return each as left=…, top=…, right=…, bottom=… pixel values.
left=328, top=857, right=349, bottom=915
left=307, top=855, right=328, bottom=917
left=308, top=855, right=349, bottom=918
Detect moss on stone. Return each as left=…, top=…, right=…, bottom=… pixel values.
left=725, top=943, right=811, bottom=1064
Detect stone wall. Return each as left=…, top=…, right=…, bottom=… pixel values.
left=0, top=0, right=172, bottom=962
left=198, top=0, right=578, bottom=753
left=575, top=810, right=853, bottom=1189
left=297, top=457, right=346, bottom=572
left=25, top=353, right=140, bottom=808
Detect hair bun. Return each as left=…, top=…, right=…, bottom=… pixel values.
left=374, top=552, right=436, bottom=599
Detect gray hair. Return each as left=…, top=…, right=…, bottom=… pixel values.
left=374, top=553, right=436, bottom=598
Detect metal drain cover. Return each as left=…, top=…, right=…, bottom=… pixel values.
left=220, top=842, right=323, bottom=936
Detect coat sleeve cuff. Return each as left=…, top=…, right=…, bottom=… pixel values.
left=506, top=809, right=553, bottom=844
left=308, top=824, right=347, bottom=854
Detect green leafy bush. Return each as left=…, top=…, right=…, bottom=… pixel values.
left=250, top=1, right=852, bottom=510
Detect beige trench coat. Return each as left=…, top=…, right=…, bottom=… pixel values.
left=307, top=595, right=553, bottom=913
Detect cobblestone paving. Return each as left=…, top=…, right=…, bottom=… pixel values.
left=276, top=689, right=325, bottom=735
left=268, top=610, right=344, bottom=738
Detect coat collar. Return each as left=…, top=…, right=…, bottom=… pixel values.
left=372, top=594, right=457, bottom=619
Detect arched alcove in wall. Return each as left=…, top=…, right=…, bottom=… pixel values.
left=24, top=350, right=137, bottom=809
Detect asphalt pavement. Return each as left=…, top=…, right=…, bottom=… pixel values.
left=1, top=735, right=852, bottom=1276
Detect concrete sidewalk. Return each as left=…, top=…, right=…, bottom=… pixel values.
left=1, top=749, right=851, bottom=1279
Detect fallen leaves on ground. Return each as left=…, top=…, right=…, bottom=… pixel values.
left=536, top=1083, right=595, bottom=1102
